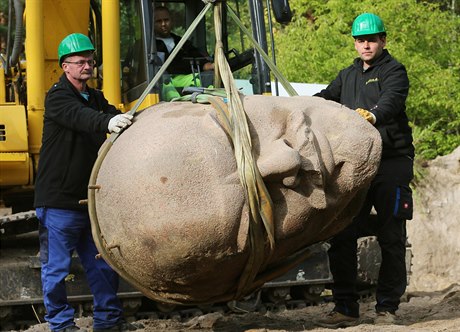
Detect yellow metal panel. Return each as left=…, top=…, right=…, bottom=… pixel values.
left=0, top=65, right=5, bottom=103
left=102, top=0, right=121, bottom=106
left=44, top=60, right=62, bottom=90
left=25, top=0, right=45, bottom=161
left=0, top=105, right=28, bottom=152
left=27, top=106, right=44, bottom=155
left=0, top=152, right=30, bottom=185
left=41, top=0, right=91, bottom=92
left=125, top=94, right=160, bottom=113
left=43, top=0, right=91, bottom=61
left=25, top=0, right=45, bottom=112
left=0, top=153, right=27, bottom=161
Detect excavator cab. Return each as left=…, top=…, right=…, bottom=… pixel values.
left=119, top=0, right=271, bottom=104
left=0, top=0, right=284, bottom=203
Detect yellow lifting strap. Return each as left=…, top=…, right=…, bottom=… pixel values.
left=208, top=95, right=276, bottom=299
left=211, top=3, right=276, bottom=299
left=90, top=0, right=288, bottom=302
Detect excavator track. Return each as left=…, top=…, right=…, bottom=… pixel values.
left=0, top=210, right=38, bottom=236
left=0, top=234, right=333, bottom=330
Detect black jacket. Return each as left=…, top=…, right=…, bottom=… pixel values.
left=34, top=74, right=120, bottom=210
left=156, top=33, right=210, bottom=74
left=315, top=49, right=414, bottom=159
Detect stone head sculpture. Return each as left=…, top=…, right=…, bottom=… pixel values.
left=88, top=95, right=382, bottom=305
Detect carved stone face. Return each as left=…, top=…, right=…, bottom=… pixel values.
left=91, top=95, right=381, bottom=304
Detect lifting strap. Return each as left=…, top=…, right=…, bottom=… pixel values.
left=89, top=0, right=301, bottom=303
left=212, top=3, right=275, bottom=299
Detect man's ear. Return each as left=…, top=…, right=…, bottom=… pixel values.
left=256, top=110, right=327, bottom=209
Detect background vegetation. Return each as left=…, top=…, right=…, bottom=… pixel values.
left=273, top=0, right=459, bottom=160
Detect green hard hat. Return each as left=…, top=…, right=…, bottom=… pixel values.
left=58, top=33, right=95, bottom=67
left=351, top=13, right=386, bottom=37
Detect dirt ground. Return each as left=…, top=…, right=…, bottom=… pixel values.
left=20, top=284, right=460, bottom=332
left=19, top=147, right=460, bottom=332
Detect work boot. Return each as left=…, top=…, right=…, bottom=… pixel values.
left=93, top=321, right=143, bottom=332
left=313, top=310, right=359, bottom=328
left=374, top=311, right=396, bottom=325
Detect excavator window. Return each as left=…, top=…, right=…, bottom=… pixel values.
left=148, top=1, right=256, bottom=101
left=121, top=0, right=148, bottom=103
left=119, top=0, right=263, bottom=104
left=150, top=1, right=213, bottom=101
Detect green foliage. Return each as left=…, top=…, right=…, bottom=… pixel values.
left=274, top=0, right=460, bottom=160
left=0, top=0, right=7, bottom=12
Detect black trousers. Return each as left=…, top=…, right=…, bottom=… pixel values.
left=328, top=156, right=414, bottom=317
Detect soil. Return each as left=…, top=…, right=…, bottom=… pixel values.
left=18, top=285, right=460, bottom=332
left=19, top=147, right=460, bottom=332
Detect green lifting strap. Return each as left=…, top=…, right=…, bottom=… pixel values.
left=169, top=87, right=227, bottom=103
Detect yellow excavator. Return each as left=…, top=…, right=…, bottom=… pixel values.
left=1, top=0, right=285, bottom=205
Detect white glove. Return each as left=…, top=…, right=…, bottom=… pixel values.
left=108, top=113, right=133, bottom=133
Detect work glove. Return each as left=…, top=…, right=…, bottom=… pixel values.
left=355, top=108, right=376, bottom=125
left=108, top=113, right=133, bottom=133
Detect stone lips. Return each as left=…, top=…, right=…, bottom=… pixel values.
left=90, top=95, right=382, bottom=305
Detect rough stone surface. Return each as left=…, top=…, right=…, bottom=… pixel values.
left=91, top=95, right=382, bottom=304
left=407, top=146, right=460, bottom=292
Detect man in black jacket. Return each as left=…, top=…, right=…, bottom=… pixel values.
left=313, top=13, right=414, bottom=328
left=34, top=33, right=135, bottom=332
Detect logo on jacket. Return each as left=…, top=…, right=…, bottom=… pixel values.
left=366, top=78, right=379, bottom=85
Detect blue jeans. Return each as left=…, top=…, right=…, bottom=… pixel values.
left=36, top=207, right=123, bottom=331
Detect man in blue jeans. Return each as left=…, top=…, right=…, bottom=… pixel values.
left=34, top=33, right=135, bottom=332
left=313, top=13, right=414, bottom=328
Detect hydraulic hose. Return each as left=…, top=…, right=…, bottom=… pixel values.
left=8, top=0, right=24, bottom=69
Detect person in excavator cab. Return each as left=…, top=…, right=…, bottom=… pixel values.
left=154, top=5, right=214, bottom=101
